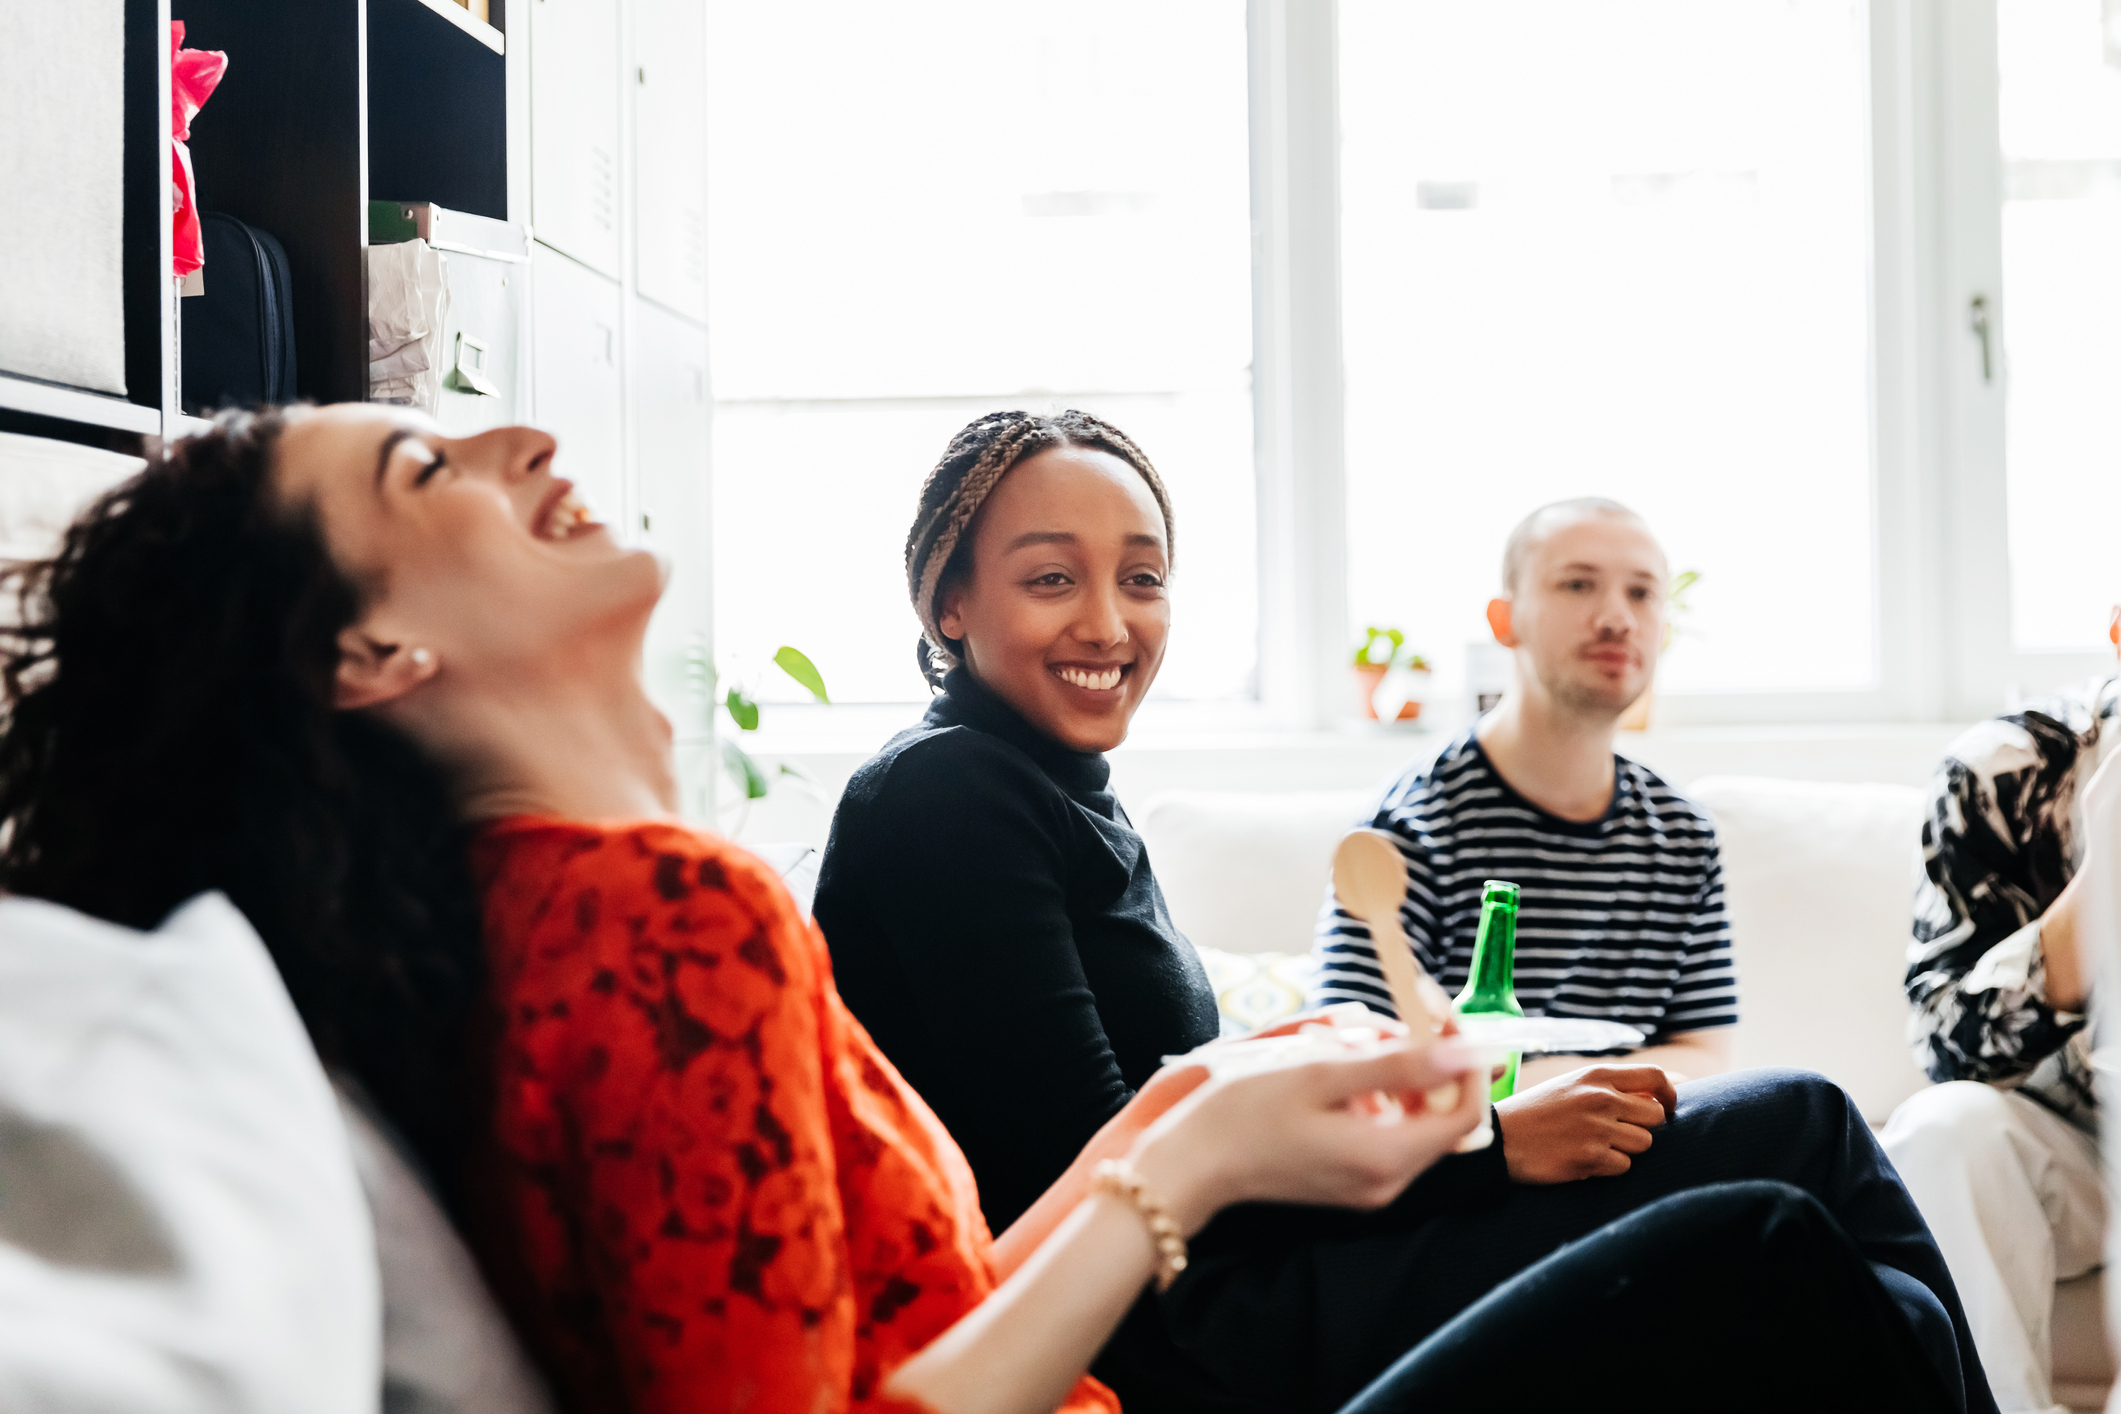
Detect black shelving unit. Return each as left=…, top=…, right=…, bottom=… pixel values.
left=181, top=0, right=515, bottom=406
left=0, top=0, right=514, bottom=449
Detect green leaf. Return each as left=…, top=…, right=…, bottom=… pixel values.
left=773, top=646, right=830, bottom=703
left=721, top=738, right=769, bottom=799
left=1355, top=626, right=1409, bottom=668
left=725, top=686, right=760, bottom=732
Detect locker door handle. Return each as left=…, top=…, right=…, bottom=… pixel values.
left=446, top=333, right=502, bottom=397
left=1969, top=294, right=1994, bottom=384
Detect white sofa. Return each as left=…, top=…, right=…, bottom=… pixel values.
left=1137, top=774, right=2114, bottom=1412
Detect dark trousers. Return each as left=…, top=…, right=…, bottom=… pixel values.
left=1095, top=1068, right=1996, bottom=1414
left=1341, top=1180, right=1954, bottom=1413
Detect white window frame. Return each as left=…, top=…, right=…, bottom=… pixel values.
left=1929, top=0, right=2118, bottom=715
left=728, top=0, right=2086, bottom=743
left=1259, top=0, right=2107, bottom=730
left=1208, top=0, right=1992, bottom=732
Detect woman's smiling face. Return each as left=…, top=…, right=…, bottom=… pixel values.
left=938, top=444, right=1170, bottom=752
left=271, top=405, right=663, bottom=708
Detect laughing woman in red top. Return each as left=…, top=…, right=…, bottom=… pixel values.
left=0, top=405, right=1980, bottom=1414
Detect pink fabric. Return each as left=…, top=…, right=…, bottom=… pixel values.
left=169, top=23, right=228, bottom=280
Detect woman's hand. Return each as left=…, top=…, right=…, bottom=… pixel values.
left=990, top=1015, right=1443, bottom=1278
left=1129, top=1038, right=1486, bottom=1233
left=987, top=1059, right=1216, bottom=1279
left=888, top=1037, right=1482, bottom=1414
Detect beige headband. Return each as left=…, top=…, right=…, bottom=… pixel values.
left=907, top=424, right=1045, bottom=679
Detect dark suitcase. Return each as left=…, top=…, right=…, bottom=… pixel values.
left=181, top=212, right=298, bottom=414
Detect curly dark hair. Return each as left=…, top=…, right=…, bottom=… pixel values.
left=904, top=408, right=1175, bottom=688
left=0, top=409, right=483, bottom=1204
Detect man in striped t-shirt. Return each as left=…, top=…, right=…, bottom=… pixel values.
left=1313, top=497, right=1738, bottom=1180
left=1311, top=737, right=1737, bottom=1049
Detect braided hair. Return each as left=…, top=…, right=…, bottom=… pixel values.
left=905, top=409, right=1175, bottom=688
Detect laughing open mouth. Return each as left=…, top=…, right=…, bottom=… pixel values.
left=534, top=482, right=599, bottom=540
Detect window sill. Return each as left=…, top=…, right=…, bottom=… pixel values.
left=730, top=698, right=1971, bottom=760
left=717, top=711, right=1972, bottom=850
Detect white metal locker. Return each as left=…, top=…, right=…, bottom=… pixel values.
left=631, top=0, right=709, bottom=323
left=529, top=243, right=625, bottom=525
left=633, top=298, right=714, bottom=816
left=529, top=0, right=622, bottom=278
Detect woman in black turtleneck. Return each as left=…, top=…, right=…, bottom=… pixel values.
left=816, top=408, right=1220, bottom=1235
left=818, top=660, right=1218, bottom=1229
left=812, top=409, right=1993, bottom=1414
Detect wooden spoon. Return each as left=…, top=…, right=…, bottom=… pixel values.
left=1331, top=828, right=1488, bottom=1146
left=1332, top=828, right=1448, bottom=1034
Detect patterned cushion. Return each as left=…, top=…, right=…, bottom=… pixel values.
left=1194, top=946, right=1322, bottom=1036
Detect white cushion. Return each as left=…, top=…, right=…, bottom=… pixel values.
left=1138, top=789, right=1373, bottom=956
left=0, top=432, right=140, bottom=564
left=1685, top=775, right=1933, bottom=1122
left=1194, top=946, right=1321, bottom=1035
left=0, top=892, right=380, bottom=1414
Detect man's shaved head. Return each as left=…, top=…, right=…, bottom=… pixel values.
left=1487, top=497, right=1667, bottom=724
left=1500, top=497, right=1647, bottom=595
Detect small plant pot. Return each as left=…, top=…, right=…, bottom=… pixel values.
left=1355, top=664, right=1427, bottom=721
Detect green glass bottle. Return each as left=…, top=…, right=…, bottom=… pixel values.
left=1452, top=879, right=1523, bottom=1100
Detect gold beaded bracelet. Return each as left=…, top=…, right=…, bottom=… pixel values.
left=1091, top=1158, right=1189, bottom=1292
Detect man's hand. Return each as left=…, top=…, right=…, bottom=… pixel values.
left=1494, top=1064, right=1679, bottom=1184
left=1516, top=1027, right=1734, bottom=1088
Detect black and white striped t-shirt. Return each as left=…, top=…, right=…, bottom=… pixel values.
left=1309, top=731, right=1738, bottom=1041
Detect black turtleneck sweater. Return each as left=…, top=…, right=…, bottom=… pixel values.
left=814, top=669, right=1221, bottom=1230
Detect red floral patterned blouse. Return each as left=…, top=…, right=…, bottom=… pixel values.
left=466, top=816, right=1119, bottom=1414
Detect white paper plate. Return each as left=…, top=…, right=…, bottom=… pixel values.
left=1169, top=1027, right=1513, bottom=1079
left=1452, top=1015, right=1644, bottom=1053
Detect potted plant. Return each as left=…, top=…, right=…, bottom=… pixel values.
left=1618, top=569, right=1699, bottom=732
left=1352, top=626, right=1431, bottom=722
left=682, top=642, right=831, bottom=828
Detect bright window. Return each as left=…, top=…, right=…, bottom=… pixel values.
left=1338, top=0, right=1878, bottom=707
left=1998, top=0, right=2121, bottom=651
left=705, top=1, right=1256, bottom=704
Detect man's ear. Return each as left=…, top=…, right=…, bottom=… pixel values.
left=1486, top=597, right=1518, bottom=648
left=333, top=625, right=439, bottom=710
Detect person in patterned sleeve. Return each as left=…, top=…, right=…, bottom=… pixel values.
left=1883, top=619, right=2121, bottom=1414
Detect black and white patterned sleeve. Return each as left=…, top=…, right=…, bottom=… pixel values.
left=1904, top=718, right=2084, bottom=1084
